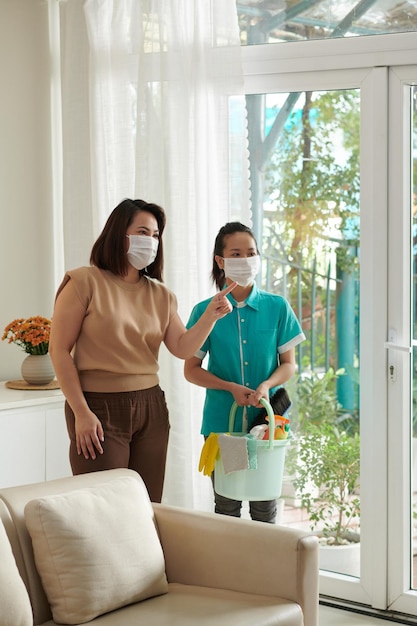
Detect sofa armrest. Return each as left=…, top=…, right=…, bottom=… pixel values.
left=153, top=503, right=319, bottom=626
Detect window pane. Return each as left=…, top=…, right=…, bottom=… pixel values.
left=235, top=88, right=361, bottom=576
left=237, top=1, right=417, bottom=45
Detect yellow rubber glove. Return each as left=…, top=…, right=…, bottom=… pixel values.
left=198, top=434, right=214, bottom=473
left=203, top=434, right=219, bottom=476
left=198, top=433, right=220, bottom=476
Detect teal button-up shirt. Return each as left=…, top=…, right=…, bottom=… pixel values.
left=186, top=283, right=305, bottom=435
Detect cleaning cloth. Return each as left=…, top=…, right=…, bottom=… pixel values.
left=246, top=436, right=258, bottom=470
left=218, top=434, right=249, bottom=474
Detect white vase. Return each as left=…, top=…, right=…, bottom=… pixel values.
left=21, top=354, right=55, bottom=385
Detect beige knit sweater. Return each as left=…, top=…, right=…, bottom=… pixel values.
left=56, top=266, right=177, bottom=392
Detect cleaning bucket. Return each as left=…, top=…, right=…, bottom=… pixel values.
left=214, top=398, right=290, bottom=501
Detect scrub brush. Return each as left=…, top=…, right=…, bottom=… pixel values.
left=248, top=387, right=291, bottom=431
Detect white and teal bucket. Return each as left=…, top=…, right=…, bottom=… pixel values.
left=214, top=398, right=290, bottom=501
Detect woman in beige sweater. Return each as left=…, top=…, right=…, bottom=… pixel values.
left=50, top=198, right=235, bottom=502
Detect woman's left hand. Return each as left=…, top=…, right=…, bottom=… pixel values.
left=246, top=382, right=270, bottom=407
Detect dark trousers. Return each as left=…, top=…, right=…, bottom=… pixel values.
left=210, top=473, right=277, bottom=523
left=65, top=385, right=170, bottom=503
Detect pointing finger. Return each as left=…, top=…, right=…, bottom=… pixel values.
left=221, top=281, right=237, bottom=297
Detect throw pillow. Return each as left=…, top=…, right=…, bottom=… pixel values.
left=24, top=475, right=168, bottom=625
left=0, top=519, right=33, bottom=626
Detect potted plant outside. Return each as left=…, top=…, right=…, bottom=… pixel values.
left=292, top=420, right=360, bottom=544
left=287, top=368, right=360, bottom=575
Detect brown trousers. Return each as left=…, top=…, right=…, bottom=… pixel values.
left=65, top=385, right=170, bottom=503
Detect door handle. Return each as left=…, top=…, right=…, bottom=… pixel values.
left=383, top=341, right=412, bottom=353
left=384, top=328, right=412, bottom=353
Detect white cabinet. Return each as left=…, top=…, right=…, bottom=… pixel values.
left=45, top=407, right=72, bottom=481
left=0, top=383, right=71, bottom=488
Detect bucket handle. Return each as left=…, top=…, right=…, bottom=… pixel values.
left=228, top=398, right=275, bottom=449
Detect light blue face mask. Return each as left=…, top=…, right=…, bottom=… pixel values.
left=223, top=255, right=260, bottom=287
left=126, top=235, right=159, bottom=270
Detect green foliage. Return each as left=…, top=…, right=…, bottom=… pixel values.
left=263, top=88, right=360, bottom=290
left=287, top=367, right=358, bottom=433
left=287, top=367, right=341, bottom=429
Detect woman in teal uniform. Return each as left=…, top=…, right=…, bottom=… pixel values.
left=185, top=221, right=305, bottom=523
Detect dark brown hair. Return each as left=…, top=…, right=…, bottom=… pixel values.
left=90, top=198, right=166, bottom=281
left=211, top=222, right=259, bottom=290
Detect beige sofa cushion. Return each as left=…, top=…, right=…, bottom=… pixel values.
left=0, top=519, right=33, bottom=626
left=24, top=474, right=168, bottom=625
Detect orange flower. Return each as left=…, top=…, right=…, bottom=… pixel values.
left=2, top=316, right=51, bottom=355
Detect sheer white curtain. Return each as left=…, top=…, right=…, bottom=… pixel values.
left=57, top=0, right=249, bottom=509
left=59, top=0, right=138, bottom=268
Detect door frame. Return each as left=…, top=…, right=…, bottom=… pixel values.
left=385, top=64, right=417, bottom=616
left=240, top=33, right=417, bottom=614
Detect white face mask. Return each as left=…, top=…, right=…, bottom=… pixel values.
left=223, top=255, right=260, bottom=287
left=126, top=235, right=159, bottom=270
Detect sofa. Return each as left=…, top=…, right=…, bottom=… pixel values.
left=0, top=468, right=319, bottom=626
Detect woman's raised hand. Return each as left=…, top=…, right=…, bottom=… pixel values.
left=206, top=282, right=237, bottom=319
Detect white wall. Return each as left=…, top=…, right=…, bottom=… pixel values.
left=0, top=0, right=55, bottom=380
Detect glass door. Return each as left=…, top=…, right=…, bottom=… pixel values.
left=247, top=86, right=362, bottom=573
left=237, top=65, right=388, bottom=608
